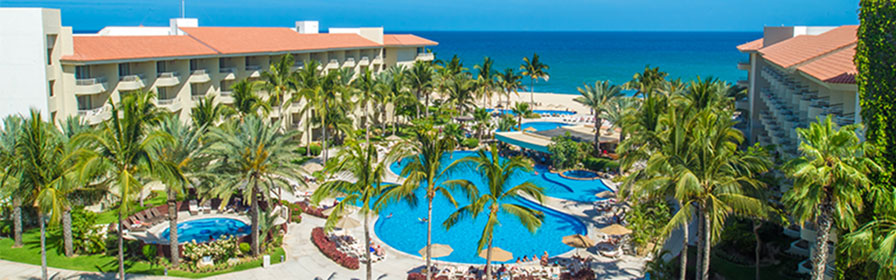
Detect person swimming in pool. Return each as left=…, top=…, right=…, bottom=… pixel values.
left=418, top=217, right=428, bottom=223
left=386, top=213, right=393, bottom=219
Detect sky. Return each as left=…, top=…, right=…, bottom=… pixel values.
left=1, top=0, right=861, bottom=32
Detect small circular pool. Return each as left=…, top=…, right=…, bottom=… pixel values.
left=497, top=121, right=570, bottom=132
left=162, top=218, right=250, bottom=244
left=560, top=170, right=600, bottom=180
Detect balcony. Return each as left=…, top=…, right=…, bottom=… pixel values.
left=737, top=61, right=750, bottom=70
left=155, top=72, right=180, bottom=87
left=157, top=96, right=182, bottom=111
left=191, top=94, right=206, bottom=101
left=118, top=74, right=145, bottom=91
left=736, top=80, right=749, bottom=88
left=358, top=56, right=370, bottom=66
left=326, top=59, right=339, bottom=69
left=416, top=52, right=435, bottom=61
left=77, top=105, right=110, bottom=125
left=75, top=77, right=108, bottom=95
left=787, top=239, right=810, bottom=257
left=245, top=65, right=262, bottom=77
left=372, top=55, right=384, bottom=65
left=343, top=57, right=356, bottom=68
left=218, top=91, right=234, bottom=104
left=189, top=69, right=211, bottom=83
left=219, top=67, right=237, bottom=80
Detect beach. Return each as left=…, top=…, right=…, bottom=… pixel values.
left=488, top=91, right=593, bottom=115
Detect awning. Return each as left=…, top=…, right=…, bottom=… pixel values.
left=494, top=131, right=552, bottom=154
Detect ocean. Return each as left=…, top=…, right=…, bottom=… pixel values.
left=411, top=31, right=761, bottom=94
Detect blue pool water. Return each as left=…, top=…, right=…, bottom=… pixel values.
left=497, top=121, right=570, bottom=132
left=562, top=170, right=599, bottom=179
left=161, top=218, right=250, bottom=244
left=380, top=151, right=609, bottom=263
left=489, top=109, right=577, bottom=116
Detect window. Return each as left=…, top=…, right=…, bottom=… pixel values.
left=77, top=96, right=92, bottom=110
left=156, top=61, right=167, bottom=73
left=118, top=63, right=130, bottom=76
left=219, top=58, right=227, bottom=68
left=189, top=59, right=199, bottom=71
left=48, top=81, right=54, bottom=97
left=75, top=66, right=90, bottom=79
left=157, top=87, right=168, bottom=99
left=416, top=47, right=423, bottom=54
left=46, top=34, right=56, bottom=65
left=245, top=57, right=252, bottom=67
left=191, top=84, right=204, bottom=96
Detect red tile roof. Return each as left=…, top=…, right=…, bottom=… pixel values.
left=384, top=34, right=438, bottom=46
left=797, top=46, right=857, bottom=84
left=181, top=27, right=381, bottom=54
left=758, top=25, right=857, bottom=68
left=61, top=27, right=438, bottom=62
left=64, top=35, right=218, bottom=62
left=737, top=38, right=763, bottom=52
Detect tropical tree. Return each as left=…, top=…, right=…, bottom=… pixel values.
left=783, top=116, right=880, bottom=280
left=841, top=208, right=896, bottom=279
left=312, top=138, right=395, bottom=280
left=520, top=53, right=549, bottom=104
left=231, top=79, right=269, bottom=118
left=497, top=114, right=518, bottom=132
left=382, top=123, right=475, bottom=280
left=261, top=54, right=297, bottom=122
left=445, top=74, right=477, bottom=115
left=408, top=61, right=436, bottom=119
left=153, top=116, right=208, bottom=266
left=474, top=56, right=497, bottom=108
left=205, top=115, right=303, bottom=256
left=472, top=108, right=491, bottom=140
left=73, top=90, right=169, bottom=280
left=352, top=68, right=380, bottom=144
left=0, top=115, right=24, bottom=248
left=295, top=60, right=324, bottom=157
left=378, top=66, right=410, bottom=134
left=57, top=116, right=97, bottom=257
left=191, top=95, right=232, bottom=128
left=497, top=68, right=524, bottom=109
left=511, top=102, right=532, bottom=130
left=444, top=145, right=545, bottom=280
left=574, top=80, right=624, bottom=153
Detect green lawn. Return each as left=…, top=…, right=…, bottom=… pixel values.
left=95, top=191, right=171, bottom=224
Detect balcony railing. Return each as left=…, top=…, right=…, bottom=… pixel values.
left=76, top=77, right=107, bottom=86
left=120, top=74, right=144, bottom=82
left=157, top=72, right=178, bottom=78
left=219, top=67, right=237, bottom=73
left=220, top=90, right=233, bottom=96
left=245, top=65, right=262, bottom=71
left=191, top=69, right=207, bottom=75
left=77, top=106, right=105, bottom=116
left=416, top=52, right=435, bottom=61
left=157, top=97, right=178, bottom=105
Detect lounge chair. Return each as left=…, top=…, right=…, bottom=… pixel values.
left=188, top=200, right=199, bottom=215
left=150, top=208, right=167, bottom=223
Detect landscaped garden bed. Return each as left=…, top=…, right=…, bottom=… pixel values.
left=311, top=227, right=359, bottom=270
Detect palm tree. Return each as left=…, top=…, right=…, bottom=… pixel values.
left=520, top=53, right=549, bottom=104
left=311, top=139, right=396, bottom=280
left=497, top=68, right=524, bottom=109
left=261, top=54, right=297, bottom=123
left=497, top=114, right=518, bottom=132
left=623, top=65, right=669, bottom=97
left=444, top=145, right=545, bottom=280
left=17, top=110, right=73, bottom=280
left=473, top=108, right=491, bottom=140
left=408, top=61, right=435, bottom=119
left=295, top=60, right=324, bottom=157
left=205, top=115, right=303, bottom=256
left=784, top=116, right=880, bottom=280
left=511, top=102, right=532, bottom=130
left=574, top=81, right=624, bottom=153
left=382, top=123, right=475, bottom=280
left=153, top=116, right=208, bottom=266
left=474, top=57, right=496, bottom=108
left=73, top=90, right=169, bottom=280
left=601, top=97, right=636, bottom=144
left=352, top=68, right=380, bottom=145
left=378, top=66, right=409, bottom=134
left=231, top=79, right=269, bottom=118
left=841, top=212, right=896, bottom=279
left=445, top=74, right=477, bottom=115
left=0, top=115, right=24, bottom=248
left=57, top=116, right=95, bottom=257
left=191, top=95, right=233, bottom=128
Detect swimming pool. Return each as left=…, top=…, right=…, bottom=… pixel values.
left=161, top=218, right=250, bottom=244
left=489, top=109, right=576, bottom=116
left=380, top=151, right=610, bottom=263
left=496, top=121, right=570, bottom=132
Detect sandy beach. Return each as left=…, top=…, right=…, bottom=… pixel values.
left=485, top=91, right=592, bottom=115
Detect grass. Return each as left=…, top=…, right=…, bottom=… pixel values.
left=0, top=228, right=285, bottom=278
left=96, top=191, right=170, bottom=224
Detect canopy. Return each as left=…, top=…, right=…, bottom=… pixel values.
left=595, top=191, right=615, bottom=199
left=562, top=234, right=596, bottom=248
left=334, top=216, right=360, bottom=229
left=419, top=244, right=453, bottom=259
left=600, top=224, right=632, bottom=236
left=479, top=247, right=513, bottom=262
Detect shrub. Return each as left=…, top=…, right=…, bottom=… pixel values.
left=50, top=207, right=106, bottom=254
left=548, top=133, right=586, bottom=169
left=583, top=156, right=619, bottom=172
left=142, top=244, right=157, bottom=263
left=461, top=137, right=479, bottom=149
left=239, top=242, right=251, bottom=256
left=182, top=235, right=239, bottom=263
left=311, top=227, right=359, bottom=270
left=296, top=143, right=322, bottom=156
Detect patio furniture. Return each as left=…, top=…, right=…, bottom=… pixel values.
left=188, top=200, right=199, bottom=215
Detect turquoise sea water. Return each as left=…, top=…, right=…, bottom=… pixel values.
left=414, top=31, right=760, bottom=94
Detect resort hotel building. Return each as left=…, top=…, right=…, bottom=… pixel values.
left=0, top=8, right=436, bottom=140
left=737, top=25, right=859, bottom=278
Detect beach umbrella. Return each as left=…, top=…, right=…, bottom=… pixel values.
left=418, top=244, right=453, bottom=259
left=595, top=191, right=615, bottom=199
left=599, top=224, right=632, bottom=236
left=479, top=247, right=513, bottom=262
left=386, top=135, right=402, bottom=142
left=523, top=127, right=538, bottom=132
left=334, top=216, right=361, bottom=229
left=562, top=234, right=596, bottom=257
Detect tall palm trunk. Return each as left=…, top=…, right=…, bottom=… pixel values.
left=251, top=182, right=261, bottom=257
left=415, top=90, right=421, bottom=119
left=695, top=207, right=704, bottom=279
left=810, top=201, right=833, bottom=280
left=529, top=79, right=535, bottom=104
left=753, top=220, right=761, bottom=280
left=117, top=211, right=125, bottom=280
left=40, top=213, right=47, bottom=280
left=700, top=210, right=712, bottom=280
left=13, top=200, right=22, bottom=247
left=168, top=188, right=180, bottom=266
left=305, top=111, right=312, bottom=157
left=425, top=190, right=434, bottom=280
left=485, top=238, right=494, bottom=280
left=594, top=116, right=603, bottom=154
left=63, top=207, right=73, bottom=257
left=322, top=100, right=329, bottom=164
left=364, top=212, right=372, bottom=280
left=425, top=91, right=431, bottom=119
left=680, top=222, right=688, bottom=280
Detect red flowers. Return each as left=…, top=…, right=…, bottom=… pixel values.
left=311, top=227, right=359, bottom=270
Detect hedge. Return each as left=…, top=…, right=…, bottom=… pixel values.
left=857, top=0, right=896, bottom=189
left=311, top=227, right=359, bottom=270
left=296, top=143, right=322, bottom=156
left=583, top=156, right=619, bottom=172
left=461, top=137, right=479, bottom=149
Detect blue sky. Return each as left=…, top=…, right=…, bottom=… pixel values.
left=2, top=0, right=860, bottom=32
